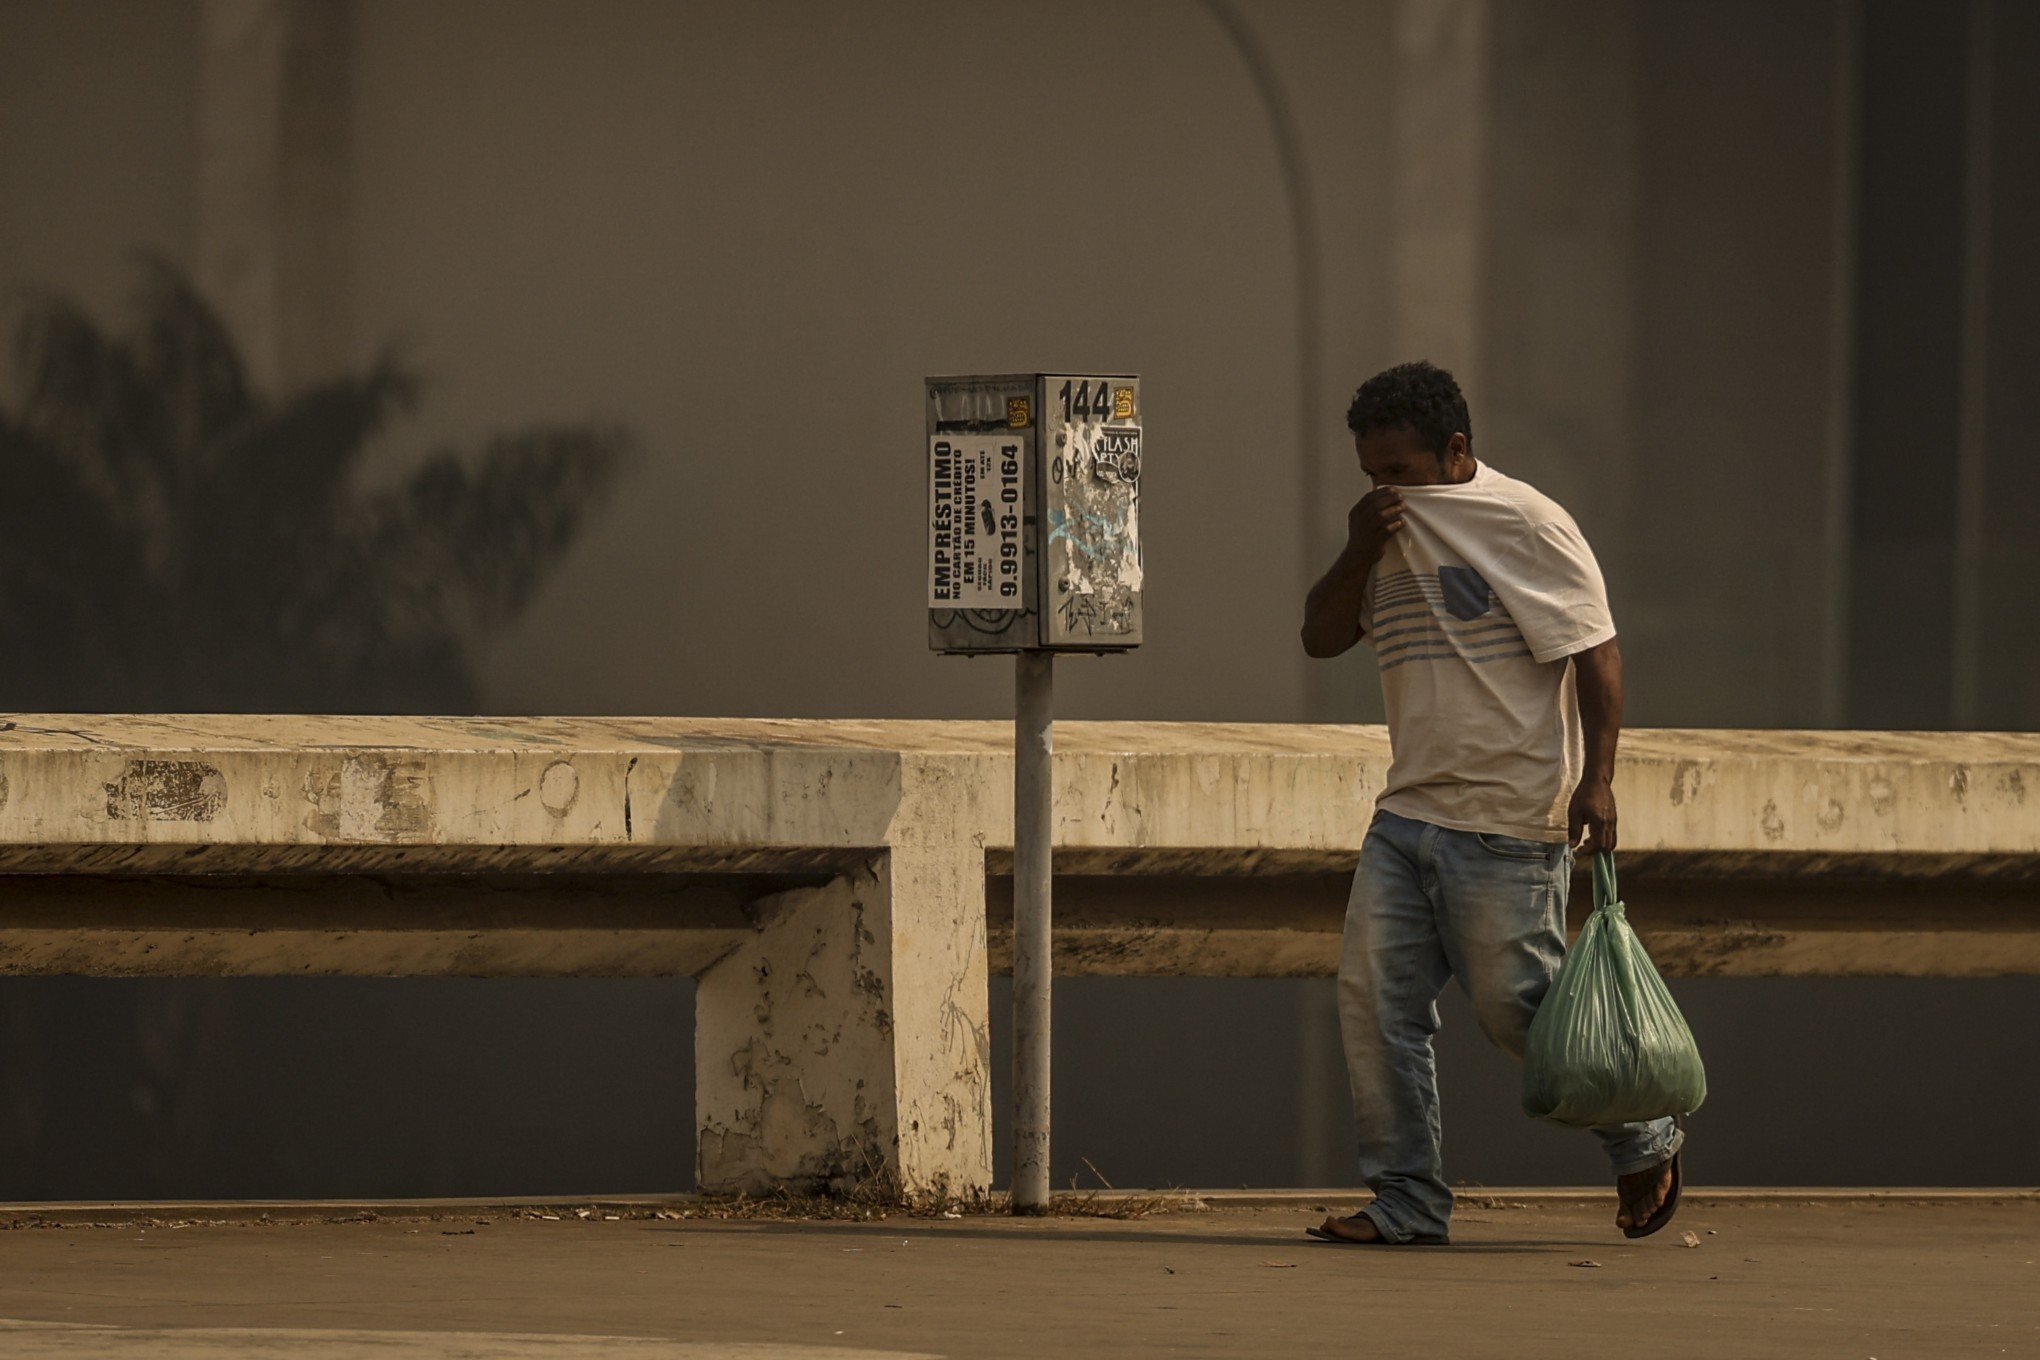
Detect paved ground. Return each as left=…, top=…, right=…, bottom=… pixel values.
left=0, top=1198, right=2033, bottom=1358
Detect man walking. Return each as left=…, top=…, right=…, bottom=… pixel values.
left=1299, top=361, right=1682, bottom=1245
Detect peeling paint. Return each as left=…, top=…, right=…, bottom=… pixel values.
left=1668, top=759, right=1703, bottom=806
left=104, top=760, right=227, bottom=822
left=1869, top=777, right=1896, bottom=815
left=1760, top=799, right=1786, bottom=841
left=302, top=755, right=432, bottom=840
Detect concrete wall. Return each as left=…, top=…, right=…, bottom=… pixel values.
left=1626, top=0, right=1854, bottom=728
left=1, top=714, right=2030, bottom=1203
left=341, top=0, right=1400, bottom=727
left=0, top=0, right=2034, bottom=1196
left=0, top=0, right=198, bottom=316
left=1980, top=0, right=2040, bottom=730
left=0, top=0, right=1957, bottom=728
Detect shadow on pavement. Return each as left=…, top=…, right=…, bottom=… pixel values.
left=650, top=1221, right=1601, bottom=1254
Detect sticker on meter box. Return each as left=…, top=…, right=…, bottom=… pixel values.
left=929, top=435, right=1025, bottom=609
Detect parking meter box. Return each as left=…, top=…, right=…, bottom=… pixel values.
left=926, top=373, right=1142, bottom=654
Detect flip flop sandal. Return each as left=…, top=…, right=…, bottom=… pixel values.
left=1305, top=1215, right=1450, bottom=1247
left=1621, top=1141, right=1684, bottom=1241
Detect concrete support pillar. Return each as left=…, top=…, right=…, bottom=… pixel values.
left=694, top=846, right=991, bottom=1200
left=196, top=0, right=354, bottom=395
left=1479, top=0, right=1639, bottom=528
left=1390, top=0, right=1489, bottom=390
left=1977, top=0, right=2040, bottom=728
left=1390, top=0, right=1639, bottom=521
left=1387, top=0, right=1647, bottom=524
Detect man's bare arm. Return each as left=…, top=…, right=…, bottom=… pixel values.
left=1300, top=547, right=1375, bottom=658
left=1302, top=487, right=1404, bottom=658
left=1568, top=637, right=1622, bottom=853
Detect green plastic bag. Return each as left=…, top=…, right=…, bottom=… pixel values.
left=1522, top=852, right=1707, bottom=1127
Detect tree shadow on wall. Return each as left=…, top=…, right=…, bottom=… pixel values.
left=0, top=257, right=630, bottom=713
left=0, top=258, right=633, bottom=1198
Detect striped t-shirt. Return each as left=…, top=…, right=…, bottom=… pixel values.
left=1359, top=462, right=1615, bottom=842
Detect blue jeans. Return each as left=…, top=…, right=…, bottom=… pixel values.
left=1338, top=809, right=1683, bottom=1242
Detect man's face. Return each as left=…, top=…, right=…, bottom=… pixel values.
left=1355, top=425, right=1471, bottom=487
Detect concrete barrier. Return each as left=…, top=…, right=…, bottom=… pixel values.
left=0, top=716, right=2033, bottom=1200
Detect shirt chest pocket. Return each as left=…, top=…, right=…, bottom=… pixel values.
left=1438, top=565, right=1493, bottom=621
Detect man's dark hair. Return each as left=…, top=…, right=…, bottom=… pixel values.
left=1345, top=361, right=1471, bottom=459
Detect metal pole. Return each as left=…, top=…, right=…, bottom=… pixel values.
left=1012, top=649, right=1054, bottom=1213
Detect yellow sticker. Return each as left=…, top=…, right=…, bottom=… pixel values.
left=1007, top=397, right=1032, bottom=428
left=1112, top=386, right=1135, bottom=421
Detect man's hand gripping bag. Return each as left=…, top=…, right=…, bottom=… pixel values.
left=1522, top=852, right=1707, bottom=1127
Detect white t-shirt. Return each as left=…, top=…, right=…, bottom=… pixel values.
left=1360, top=461, right=1615, bottom=842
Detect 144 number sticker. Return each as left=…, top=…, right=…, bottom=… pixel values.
left=1058, top=380, right=1135, bottom=425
